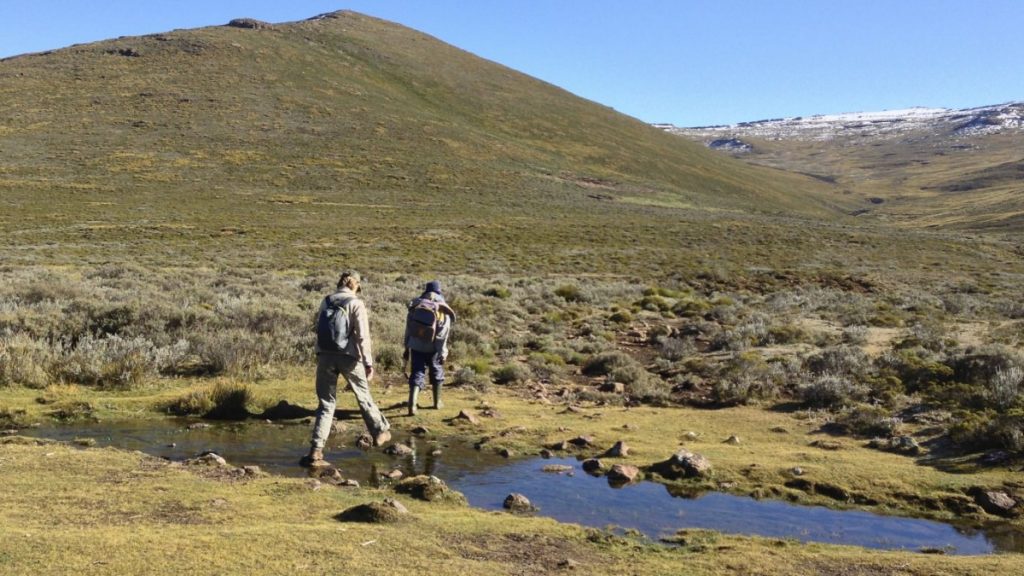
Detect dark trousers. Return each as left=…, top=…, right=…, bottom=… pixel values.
left=408, top=350, right=444, bottom=390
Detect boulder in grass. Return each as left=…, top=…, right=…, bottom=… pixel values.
left=455, top=410, right=480, bottom=425
left=567, top=435, right=594, bottom=448
left=394, top=475, right=467, bottom=505
left=970, top=488, right=1019, bottom=518
left=336, top=499, right=409, bottom=523
left=185, top=451, right=228, bottom=467
left=649, top=450, right=712, bottom=479
left=547, top=440, right=571, bottom=451
left=603, top=441, right=630, bottom=458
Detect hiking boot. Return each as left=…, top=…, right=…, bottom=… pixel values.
left=300, top=447, right=329, bottom=468
left=407, top=387, right=419, bottom=416
left=432, top=383, right=443, bottom=410
left=373, top=429, right=392, bottom=447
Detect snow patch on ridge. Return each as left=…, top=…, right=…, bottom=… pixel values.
left=661, top=102, right=1024, bottom=144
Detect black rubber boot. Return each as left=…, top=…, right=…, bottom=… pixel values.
left=432, top=382, right=443, bottom=409
left=408, top=386, right=419, bottom=416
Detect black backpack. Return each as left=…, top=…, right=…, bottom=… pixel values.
left=317, top=293, right=352, bottom=352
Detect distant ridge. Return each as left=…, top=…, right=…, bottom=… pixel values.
left=659, top=102, right=1024, bottom=141
left=661, top=102, right=1024, bottom=230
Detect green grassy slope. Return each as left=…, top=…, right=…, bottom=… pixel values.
left=0, top=11, right=857, bottom=273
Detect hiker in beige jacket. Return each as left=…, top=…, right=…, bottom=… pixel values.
left=302, top=270, right=390, bottom=467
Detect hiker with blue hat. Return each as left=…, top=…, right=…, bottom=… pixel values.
left=403, top=280, right=456, bottom=416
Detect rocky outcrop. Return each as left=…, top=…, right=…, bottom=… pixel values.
left=226, top=18, right=273, bottom=30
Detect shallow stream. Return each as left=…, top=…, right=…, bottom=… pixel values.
left=25, top=418, right=1023, bottom=555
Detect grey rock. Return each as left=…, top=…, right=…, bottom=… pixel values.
left=567, top=435, right=594, bottom=448
left=650, top=450, right=712, bottom=479
left=395, top=475, right=467, bottom=504
left=604, top=440, right=630, bottom=457
left=891, top=435, right=921, bottom=454
left=336, top=498, right=409, bottom=523
left=972, top=489, right=1018, bottom=517
left=185, top=451, right=227, bottom=467
left=606, top=464, right=640, bottom=485
left=455, top=410, right=480, bottom=424
left=581, top=458, right=604, bottom=475
left=384, top=443, right=414, bottom=457
left=503, top=492, right=536, bottom=513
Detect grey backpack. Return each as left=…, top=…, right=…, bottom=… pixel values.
left=317, top=294, right=352, bottom=352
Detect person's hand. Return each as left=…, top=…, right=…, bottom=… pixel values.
left=365, top=364, right=375, bottom=380
left=402, top=348, right=409, bottom=362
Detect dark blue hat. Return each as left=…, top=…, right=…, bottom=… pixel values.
left=424, top=280, right=442, bottom=294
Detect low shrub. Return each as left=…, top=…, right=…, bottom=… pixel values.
left=492, top=362, right=531, bottom=385
left=164, top=381, right=256, bottom=419
left=483, top=286, right=511, bottom=299
left=609, top=309, right=633, bottom=323
left=798, top=373, right=869, bottom=409
left=451, top=366, right=490, bottom=389
left=50, top=335, right=158, bottom=390
left=949, top=409, right=1024, bottom=453
left=0, top=334, right=52, bottom=388
left=836, top=405, right=903, bottom=437
left=658, top=337, right=694, bottom=362
left=374, top=344, right=404, bottom=374
left=713, top=352, right=783, bottom=405
left=804, top=346, right=870, bottom=378
left=877, top=348, right=953, bottom=395
left=554, top=284, right=590, bottom=303
left=0, top=406, right=30, bottom=429
left=582, top=351, right=635, bottom=376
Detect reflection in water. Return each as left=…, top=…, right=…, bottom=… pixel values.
left=25, top=419, right=1021, bottom=555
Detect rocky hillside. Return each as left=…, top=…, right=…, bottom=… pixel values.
left=0, top=10, right=858, bottom=272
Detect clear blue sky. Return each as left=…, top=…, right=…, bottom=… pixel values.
left=2, top=1, right=1022, bottom=126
